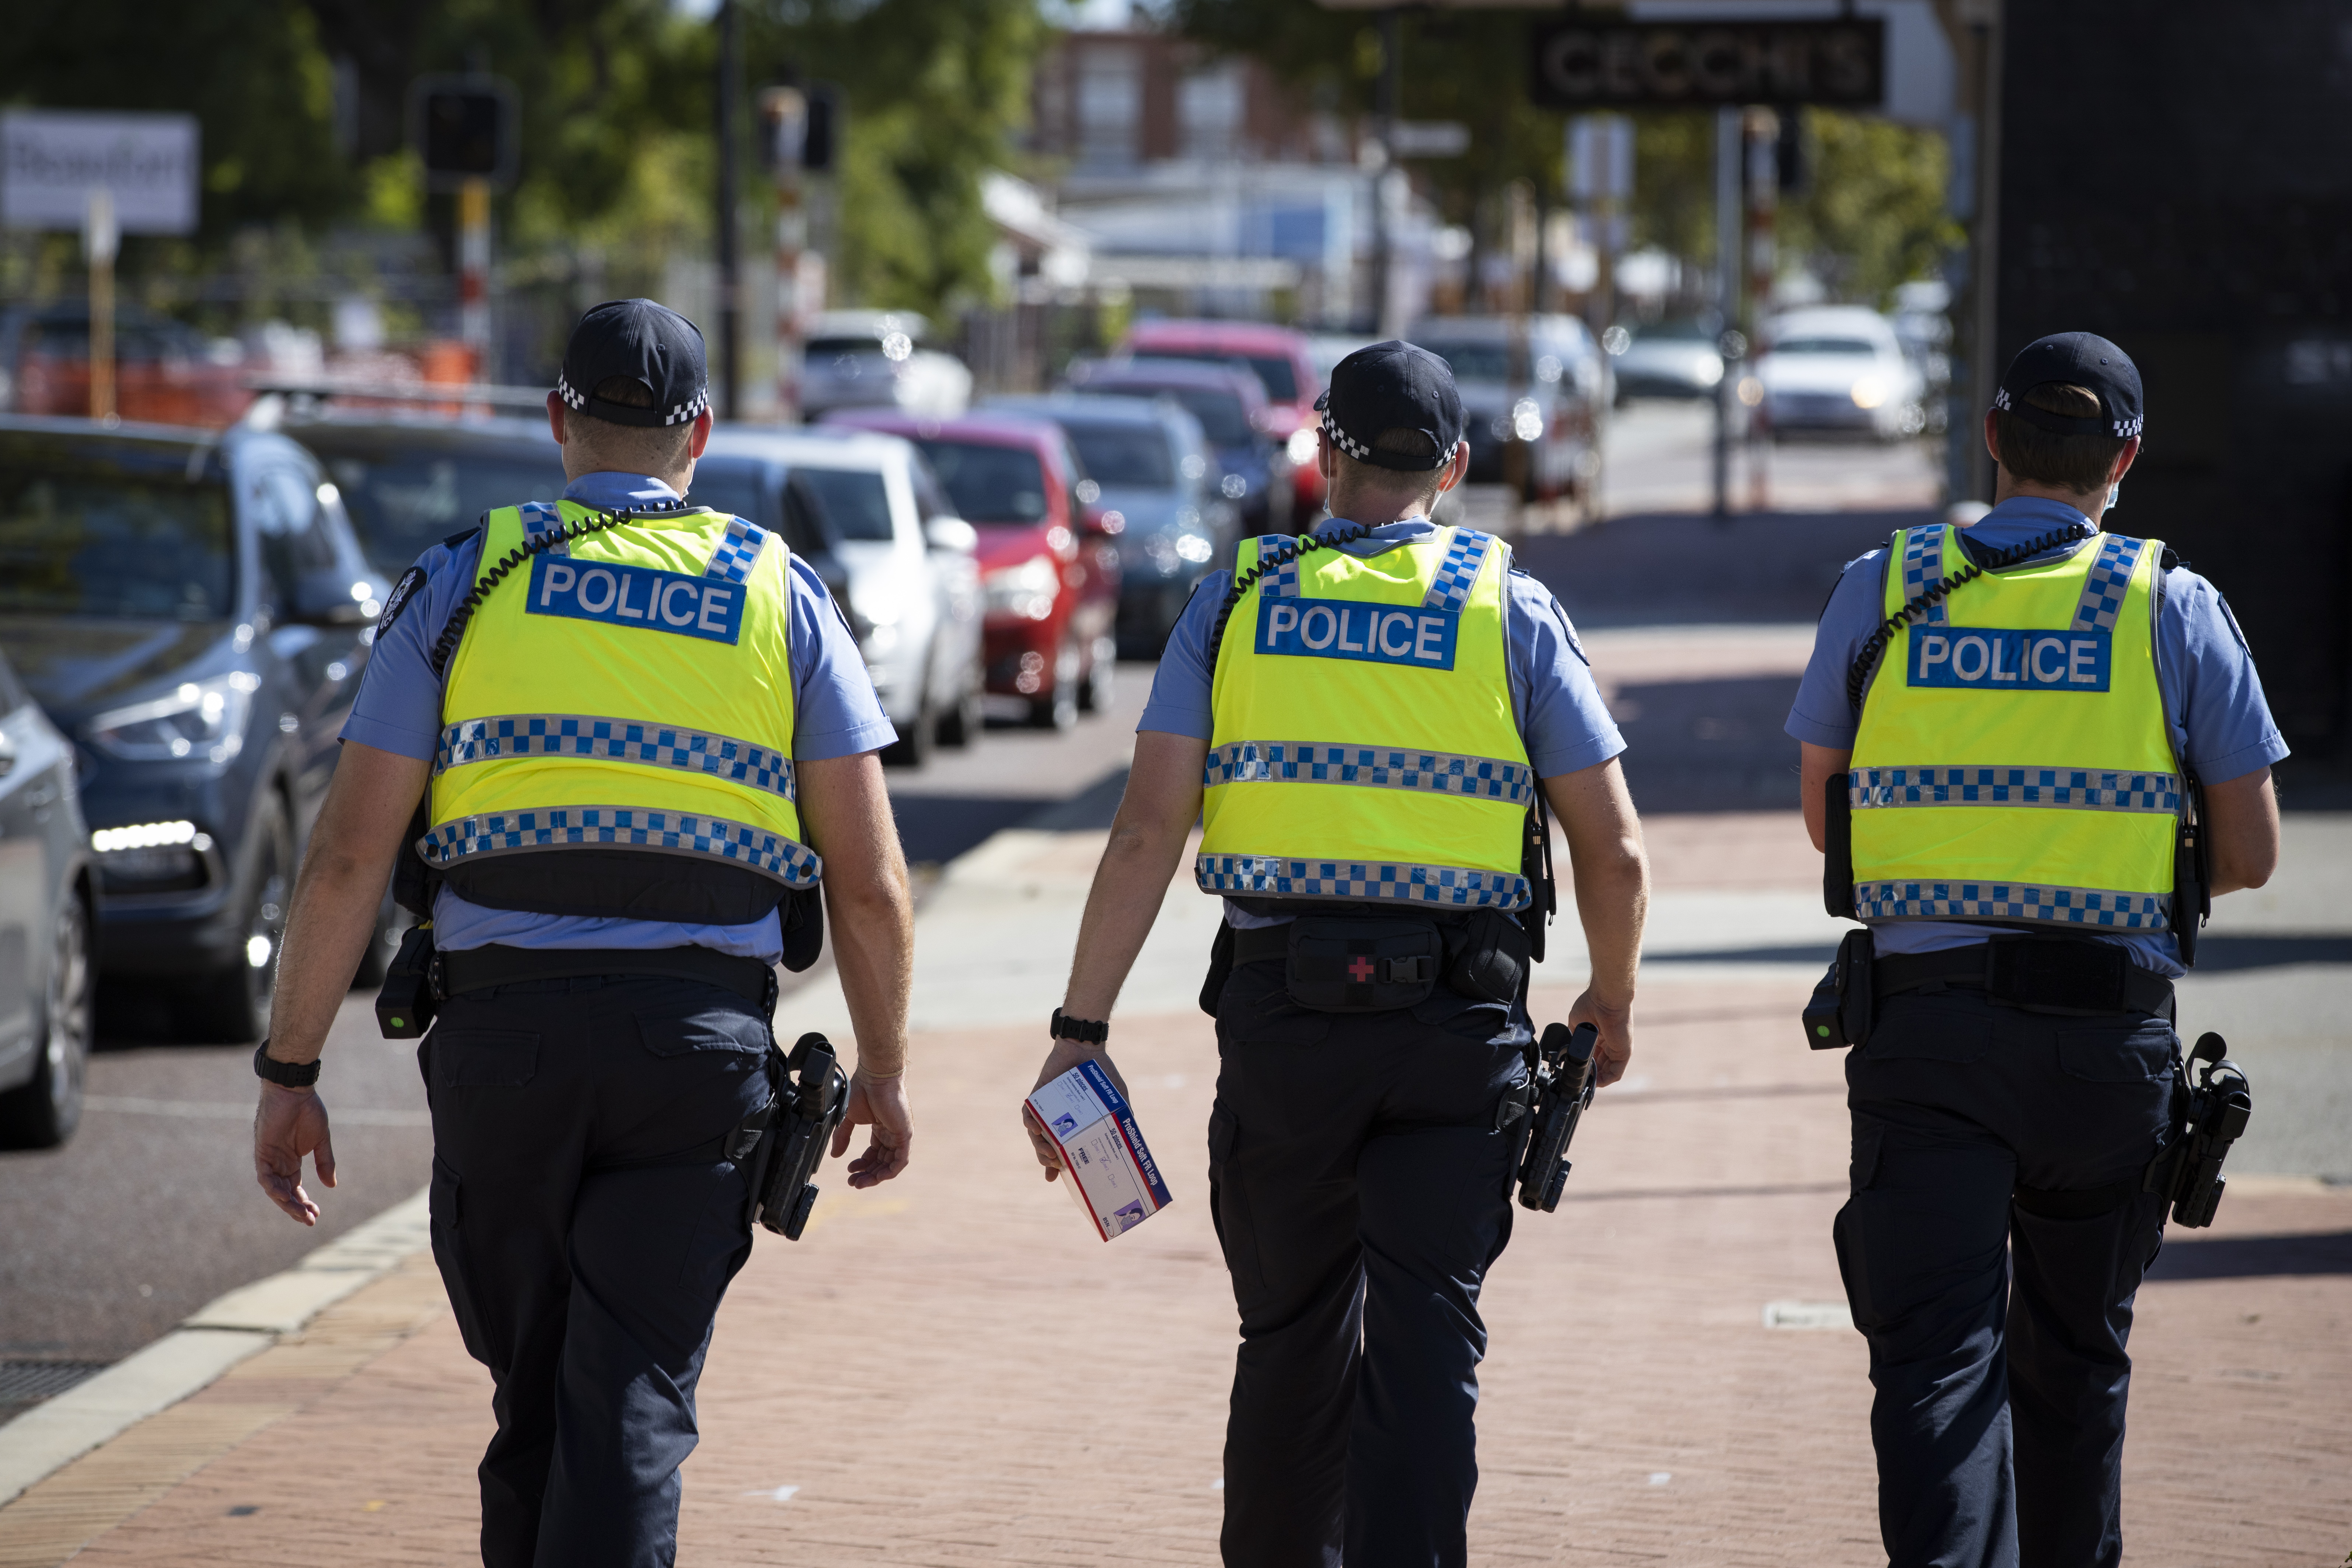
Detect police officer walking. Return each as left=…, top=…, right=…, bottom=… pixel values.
left=251, top=300, right=915, bottom=1566
left=1786, top=333, right=2285, bottom=1567
left=1025, top=343, right=1650, bottom=1567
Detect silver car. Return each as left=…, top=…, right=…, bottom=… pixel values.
left=700, top=427, right=982, bottom=767
left=1408, top=315, right=1609, bottom=502
left=799, top=311, right=974, bottom=421
left=0, top=646, right=95, bottom=1148
left=1755, top=307, right=1930, bottom=441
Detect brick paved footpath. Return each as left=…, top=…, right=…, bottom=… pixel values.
left=3, top=820, right=2346, bottom=1565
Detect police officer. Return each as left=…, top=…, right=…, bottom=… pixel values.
left=1786, top=333, right=2285, bottom=1567
left=1025, top=343, right=1650, bottom=1567
left=251, top=300, right=915, bottom=1566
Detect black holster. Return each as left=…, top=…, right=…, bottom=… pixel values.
left=1802, top=927, right=1873, bottom=1050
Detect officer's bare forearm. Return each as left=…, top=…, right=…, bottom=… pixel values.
left=2203, top=765, right=2279, bottom=896
left=1547, top=758, right=1649, bottom=1007
left=799, top=752, right=912, bottom=1078
left=269, top=744, right=430, bottom=1062
left=1063, top=731, right=1210, bottom=1020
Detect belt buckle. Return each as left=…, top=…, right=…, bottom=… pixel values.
left=1986, top=937, right=2125, bottom=1012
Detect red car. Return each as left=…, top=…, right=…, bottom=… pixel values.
left=1121, top=319, right=1325, bottom=515
left=825, top=409, right=1120, bottom=729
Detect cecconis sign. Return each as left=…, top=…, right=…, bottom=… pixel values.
left=0, top=109, right=200, bottom=234
left=1529, top=17, right=1885, bottom=109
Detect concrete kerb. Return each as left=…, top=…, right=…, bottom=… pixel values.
left=0, top=1187, right=430, bottom=1508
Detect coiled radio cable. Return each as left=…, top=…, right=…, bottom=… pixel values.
left=1844, top=523, right=2088, bottom=710
left=1204, top=523, right=1375, bottom=667
left=428, top=499, right=693, bottom=677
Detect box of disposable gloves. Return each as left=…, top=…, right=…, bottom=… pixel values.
left=1026, top=1061, right=1172, bottom=1240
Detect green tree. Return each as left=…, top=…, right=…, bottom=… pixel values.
left=1780, top=109, right=1961, bottom=307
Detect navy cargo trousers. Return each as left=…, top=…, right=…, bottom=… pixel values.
left=420, top=974, right=772, bottom=1568
left=1835, top=985, right=2176, bottom=1568
left=1207, top=954, right=1529, bottom=1568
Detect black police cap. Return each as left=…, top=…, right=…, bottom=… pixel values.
left=1993, top=331, right=2144, bottom=440
left=556, top=298, right=710, bottom=429
left=1314, top=339, right=1465, bottom=471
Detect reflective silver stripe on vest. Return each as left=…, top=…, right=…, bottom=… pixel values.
left=1423, top=528, right=1494, bottom=613
left=520, top=500, right=568, bottom=556
left=1854, top=879, right=2168, bottom=930
left=420, top=806, right=821, bottom=885
left=1900, top=525, right=1947, bottom=625
left=703, top=516, right=769, bottom=583
left=1850, top=766, right=2178, bottom=814
left=1198, top=854, right=1530, bottom=909
left=1205, top=741, right=1533, bottom=804
left=2071, top=534, right=2144, bottom=631
left=435, top=715, right=795, bottom=800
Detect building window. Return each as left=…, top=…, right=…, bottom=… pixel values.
left=1179, top=63, right=1246, bottom=163
left=1077, top=48, right=1141, bottom=169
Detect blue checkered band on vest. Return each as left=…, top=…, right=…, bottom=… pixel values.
left=420, top=806, right=821, bottom=885
left=1423, top=529, right=1494, bottom=614
left=435, top=714, right=796, bottom=801
left=2072, top=534, right=2145, bottom=632
left=702, top=516, right=769, bottom=584
left=1197, top=854, right=1531, bottom=910
left=1902, top=525, right=1947, bottom=625
left=1849, top=766, right=2179, bottom=814
left=520, top=500, right=568, bottom=556
left=1245, top=534, right=1304, bottom=600
left=1204, top=741, right=1534, bottom=804
left=1853, top=879, right=2171, bottom=930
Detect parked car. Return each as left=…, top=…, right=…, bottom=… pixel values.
left=0, top=645, right=95, bottom=1148
left=1754, top=306, right=1930, bottom=441
left=1407, top=315, right=1608, bottom=502
left=0, top=301, right=251, bottom=429
left=701, top=426, right=983, bottom=762
left=826, top=408, right=1119, bottom=729
left=1120, top=319, right=1326, bottom=516
left=799, top=310, right=973, bottom=421
left=1604, top=315, right=1725, bottom=402
left=1065, top=357, right=1292, bottom=535
left=0, top=416, right=391, bottom=1040
left=985, top=392, right=1224, bottom=659
left=284, top=410, right=566, bottom=577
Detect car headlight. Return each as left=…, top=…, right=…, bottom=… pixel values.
left=86, top=671, right=259, bottom=763
left=983, top=556, right=1061, bottom=621
left=1850, top=377, right=1888, bottom=409
left=1285, top=426, right=1318, bottom=466
left=1696, top=355, right=1725, bottom=387
left=1511, top=399, right=1544, bottom=442
left=90, top=818, right=214, bottom=890
left=1174, top=532, right=1214, bottom=564
left=1219, top=472, right=1250, bottom=500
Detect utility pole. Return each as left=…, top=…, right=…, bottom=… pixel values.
left=715, top=0, right=743, bottom=420
left=1711, top=105, right=1740, bottom=520
left=1744, top=107, right=1779, bottom=513
left=84, top=187, right=116, bottom=423
left=457, top=178, right=490, bottom=365
left=1369, top=6, right=1402, bottom=337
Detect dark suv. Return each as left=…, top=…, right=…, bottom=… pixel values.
left=0, top=416, right=390, bottom=1039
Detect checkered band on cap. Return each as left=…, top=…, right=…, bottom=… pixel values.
left=2071, top=534, right=2145, bottom=632
left=1196, top=853, right=1531, bottom=910
left=556, top=372, right=589, bottom=411
left=1854, top=879, right=2170, bottom=931
left=1901, top=525, right=1949, bottom=625
left=1849, top=766, right=2180, bottom=815
left=665, top=386, right=711, bottom=426
left=1320, top=408, right=1372, bottom=461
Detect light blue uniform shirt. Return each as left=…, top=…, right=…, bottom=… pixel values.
left=1785, top=495, right=2289, bottom=977
left=1140, top=516, right=1626, bottom=927
left=340, top=469, right=896, bottom=962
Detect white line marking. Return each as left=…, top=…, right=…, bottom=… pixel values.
left=742, top=1485, right=799, bottom=1502
left=83, top=1096, right=430, bottom=1128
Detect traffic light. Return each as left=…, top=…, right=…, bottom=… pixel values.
left=802, top=83, right=840, bottom=174
left=757, top=82, right=843, bottom=177
left=409, top=75, right=519, bottom=191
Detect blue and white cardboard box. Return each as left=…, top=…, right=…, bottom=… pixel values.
left=1026, top=1060, right=1173, bottom=1240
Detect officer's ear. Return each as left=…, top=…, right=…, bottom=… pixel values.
left=2108, top=434, right=2140, bottom=488
left=688, top=407, right=713, bottom=462
left=1434, top=440, right=1469, bottom=497
left=547, top=390, right=570, bottom=449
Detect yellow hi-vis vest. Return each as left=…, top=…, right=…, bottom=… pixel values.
left=1198, top=525, right=1535, bottom=909
left=1849, top=523, right=2179, bottom=931
left=423, top=499, right=820, bottom=923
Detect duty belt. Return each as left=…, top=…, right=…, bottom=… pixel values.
left=1873, top=936, right=2173, bottom=1017
left=433, top=942, right=777, bottom=1007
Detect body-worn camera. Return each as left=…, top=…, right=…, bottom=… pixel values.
left=751, top=1032, right=851, bottom=1240
left=375, top=923, right=437, bottom=1039
left=1517, top=1022, right=1599, bottom=1212
left=2143, top=1032, right=2251, bottom=1228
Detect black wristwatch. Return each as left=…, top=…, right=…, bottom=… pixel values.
left=252, top=1040, right=322, bottom=1089
left=1050, top=1007, right=1109, bottom=1046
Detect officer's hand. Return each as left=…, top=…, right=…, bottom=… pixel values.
left=254, top=1083, right=337, bottom=1226
left=1569, top=990, right=1634, bottom=1088
left=1023, top=1040, right=1130, bottom=1182
left=832, top=1070, right=912, bottom=1188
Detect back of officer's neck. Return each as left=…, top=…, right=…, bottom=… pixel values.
left=1989, top=469, right=2108, bottom=528
left=1322, top=483, right=1437, bottom=528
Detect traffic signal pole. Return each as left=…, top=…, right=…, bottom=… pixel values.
left=1711, top=105, right=1739, bottom=519
left=457, top=177, right=491, bottom=364
left=715, top=0, right=743, bottom=421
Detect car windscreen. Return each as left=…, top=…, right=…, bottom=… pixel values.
left=1416, top=343, right=1512, bottom=382
left=1769, top=336, right=1880, bottom=356
left=0, top=466, right=235, bottom=619
left=804, top=337, right=885, bottom=358
left=1133, top=349, right=1299, bottom=404
left=1061, top=422, right=1175, bottom=489
left=321, top=450, right=566, bottom=573
left=910, top=440, right=1048, bottom=523
left=1100, top=385, right=1252, bottom=446
left=792, top=465, right=897, bottom=541
left=684, top=462, right=769, bottom=532
left=1633, top=319, right=1716, bottom=343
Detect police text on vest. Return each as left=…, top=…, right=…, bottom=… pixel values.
left=527, top=557, right=745, bottom=645
left=1256, top=598, right=1458, bottom=671
left=1908, top=628, right=2110, bottom=692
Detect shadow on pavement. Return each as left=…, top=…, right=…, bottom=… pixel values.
left=888, top=767, right=1131, bottom=867
left=1646, top=935, right=2352, bottom=972
left=1516, top=508, right=1933, bottom=629
left=1609, top=673, right=1805, bottom=814
left=2147, top=1229, right=2352, bottom=1281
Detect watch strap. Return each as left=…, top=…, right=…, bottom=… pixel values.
left=1050, top=1007, right=1109, bottom=1045
left=252, top=1040, right=322, bottom=1089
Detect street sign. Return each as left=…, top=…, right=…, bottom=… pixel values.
left=1389, top=121, right=1471, bottom=159
left=1567, top=115, right=1634, bottom=204
left=1529, top=17, right=1884, bottom=109
left=0, top=110, right=199, bottom=234
left=409, top=75, right=520, bottom=192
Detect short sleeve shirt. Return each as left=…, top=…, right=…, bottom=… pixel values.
left=1784, top=495, right=2289, bottom=977
left=341, top=469, right=894, bottom=962
left=1140, top=516, right=1625, bottom=926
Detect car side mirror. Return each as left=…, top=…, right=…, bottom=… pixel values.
left=293, top=568, right=383, bottom=627
left=923, top=516, right=978, bottom=553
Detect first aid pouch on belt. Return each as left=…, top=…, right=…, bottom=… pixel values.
left=1026, top=1062, right=1173, bottom=1240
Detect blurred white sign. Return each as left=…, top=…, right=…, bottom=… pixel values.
left=1389, top=121, right=1471, bottom=159
left=2, top=110, right=200, bottom=235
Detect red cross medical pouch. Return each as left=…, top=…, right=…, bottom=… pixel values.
left=1285, top=917, right=1443, bottom=1013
